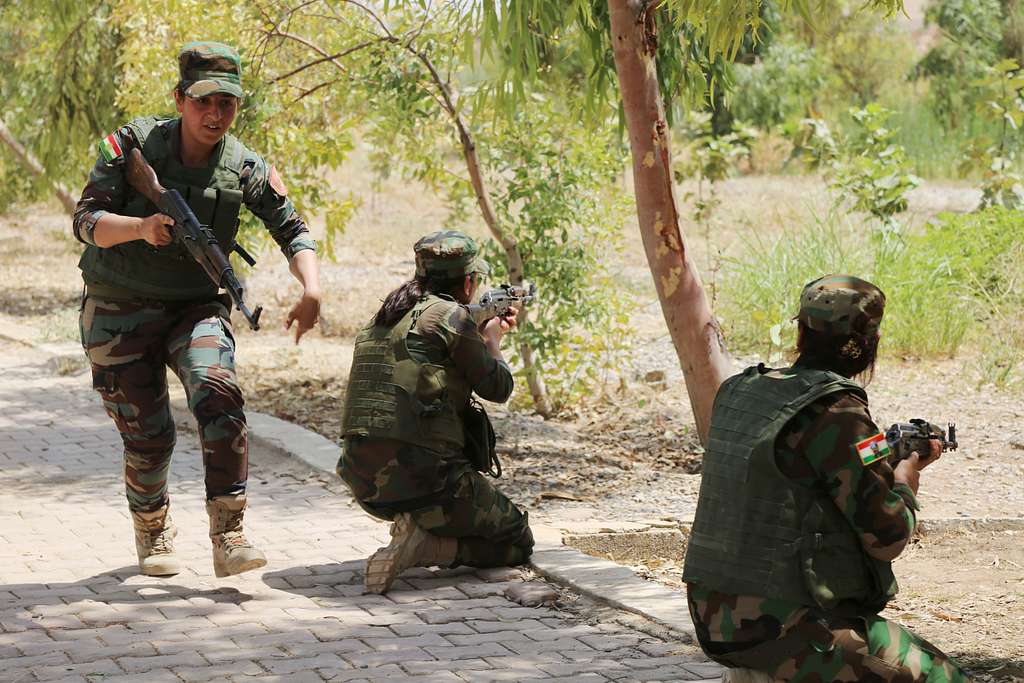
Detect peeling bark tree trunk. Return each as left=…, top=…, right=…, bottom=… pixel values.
left=0, top=119, right=77, bottom=215
left=607, top=0, right=733, bottom=443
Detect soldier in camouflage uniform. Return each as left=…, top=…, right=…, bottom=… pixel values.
left=73, top=42, right=322, bottom=578
left=682, top=275, right=966, bottom=683
left=338, top=231, right=534, bottom=594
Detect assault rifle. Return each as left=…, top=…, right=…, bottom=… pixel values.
left=885, top=419, right=958, bottom=463
left=467, top=283, right=536, bottom=325
left=125, top=148, right=263, bottom=331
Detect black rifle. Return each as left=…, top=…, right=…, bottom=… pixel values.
left=125, top=148, right=263, bottom=330
left=885, top=419, right=958, bottom=463
left=467, top=283, right=537, bottom=325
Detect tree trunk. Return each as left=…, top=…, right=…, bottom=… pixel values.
left=0, top=119, right=77, bottom=215
left=456, top=123, right=554, bottom=417
left=607, top=0, right=733, bottom=444
left=412, top=49, right=555, bottom=417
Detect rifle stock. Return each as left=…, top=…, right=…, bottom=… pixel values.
left=124, top=148, right=263, bottom=331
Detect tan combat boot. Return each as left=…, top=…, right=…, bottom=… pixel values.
left=206, top=495, right=267, bottom=578
left=363, top=513, right=458, bottom=595
left=132, top=503, right=182, bottom=577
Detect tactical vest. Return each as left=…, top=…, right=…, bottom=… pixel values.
left=342, top=296, right=471, bottom=451
left=78, top=116, right=246, bottom=300
left=682, top=364, right=898, bottom=612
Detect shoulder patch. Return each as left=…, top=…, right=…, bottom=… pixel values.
left=855, top=432, right=890, bottom=467
left=269, top=165, right=288, bottom=196
left=97, top=132, right=123, bottom=164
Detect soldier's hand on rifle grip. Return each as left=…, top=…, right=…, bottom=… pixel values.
left=138, top=214, right=174, bottom=247
left=917, top=438, right=943, bottom=468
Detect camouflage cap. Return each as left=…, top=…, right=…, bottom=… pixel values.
left=414, top=231, right=490, bottom=279
left=797, top=274, right=886, bottom=336
left=178, top=41, right=243, bottom=99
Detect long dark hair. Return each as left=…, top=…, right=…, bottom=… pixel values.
left=796, top=322, right=880, bottom=383
left=374, top=275, right=467, bottom=328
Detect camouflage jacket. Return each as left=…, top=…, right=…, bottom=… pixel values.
left=72, top=117, right=315, bottom=259
left=687, top=387, right=919, bottom=645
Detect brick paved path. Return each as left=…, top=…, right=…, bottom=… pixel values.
left=0, top=342, right=719, bottom=682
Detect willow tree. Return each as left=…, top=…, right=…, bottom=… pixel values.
left=0, top=0, right=122, bottom=214
left=471, top=0, right=905, bottom=442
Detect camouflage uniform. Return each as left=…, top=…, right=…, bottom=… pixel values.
left=684, top=276, right=967, bottom=683
left=74, top=43, right=315, bottom=515
left=339, top=231, right=533, bottom=569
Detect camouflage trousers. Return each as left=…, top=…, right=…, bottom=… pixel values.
left=339, top=437, right=534, bottom=568
left=687, top=587, right=967, bottom=682
left=80, top=293, right=247, bottom=513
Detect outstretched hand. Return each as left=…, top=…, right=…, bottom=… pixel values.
left=285, top=290, right=320, bottom=344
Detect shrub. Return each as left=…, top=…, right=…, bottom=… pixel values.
left=730, top=40, right=828, bottom=129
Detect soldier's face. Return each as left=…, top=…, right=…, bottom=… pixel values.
left=176, top=93, right=239, bottom=148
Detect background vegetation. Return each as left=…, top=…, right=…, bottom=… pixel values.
left=2, top=0, right=1023, bottom=399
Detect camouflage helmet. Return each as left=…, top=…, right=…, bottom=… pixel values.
left=414, top=231, right=490, bottom=280
left=178, top=41, right=244, bottom=99
left=797, top=274, right=885, bottom=337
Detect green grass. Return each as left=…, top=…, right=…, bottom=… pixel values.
left=717, top=207, right=1024, bottom=365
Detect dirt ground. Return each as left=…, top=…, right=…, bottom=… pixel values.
left=2, top=163, right=1020, bottom=679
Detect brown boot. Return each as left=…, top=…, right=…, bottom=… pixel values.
left=132, top=503, right=181, bottom=577
left=206, top=495, right=267, bottom=578
left=363, top=513, right=458, bottom=595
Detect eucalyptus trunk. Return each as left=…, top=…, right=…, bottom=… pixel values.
left=0, top=119, right=77, bottom=215
left=607, top=0, right=733, bottom=443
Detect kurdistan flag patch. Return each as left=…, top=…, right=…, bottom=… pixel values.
left=855, top=432, right=890, bottom=466
left=98, top=132, right=123, bottom=163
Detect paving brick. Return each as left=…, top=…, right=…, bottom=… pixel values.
left=258, top=652, right=349, bottom=674
left=173, top=660, right=264, bottom=681
left=118, top=650, right=206, bottom=672
left=345, top=646, right=437, bottom=668
left=31, top=657, right=122, bottom=680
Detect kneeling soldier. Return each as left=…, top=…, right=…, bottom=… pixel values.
left=338, top=231, right=534, bottom=594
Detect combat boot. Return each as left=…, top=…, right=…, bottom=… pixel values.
left=132, top=503, right=182, bottom=577
left=206, top=495, right=267, bottom=577
left=364, top=513, right=458, bottom=595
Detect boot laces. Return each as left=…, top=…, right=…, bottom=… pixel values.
left=220, top=529, right=253, bottom=549
left=150, top=528, right=174, bottom=554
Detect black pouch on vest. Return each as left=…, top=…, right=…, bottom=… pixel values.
left=463, top=399, right=501, bottom=478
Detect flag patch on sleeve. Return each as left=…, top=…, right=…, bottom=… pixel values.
left=855, top=432, right=890, bottom=466
left=98, top=132, right=123, bottom=163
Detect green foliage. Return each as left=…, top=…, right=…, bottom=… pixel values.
left=470, top=0, right=905, bottom=122
left=730, top=39, right=827, bottom=129
left=0, top=0, right=122, bottom=209
left=960, top=59, right=1024, bottom=209
left=831, top=105, right=922, bottom=227
left=915, top=0, right=1008, bottom=129
left=796, top=106, right=920, bottom=234
left=473, top=102, right=636, bottom=412
left=720, top=206, right=1024, bottom=379
left=781, top=1, right=913, bottom=109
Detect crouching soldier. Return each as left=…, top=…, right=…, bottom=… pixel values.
left=338, top=231, right=534, bottom=594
